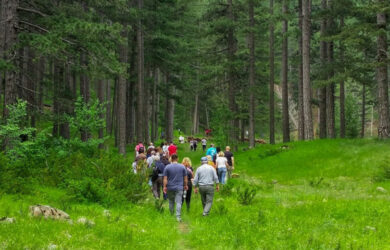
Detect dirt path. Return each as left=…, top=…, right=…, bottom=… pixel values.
left=177, top=221, right=192, bottom=249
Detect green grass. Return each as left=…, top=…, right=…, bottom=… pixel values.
left=2, top=139, right=390, bottom=249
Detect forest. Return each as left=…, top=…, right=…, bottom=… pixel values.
left=1, top=0, right=390, bottom=249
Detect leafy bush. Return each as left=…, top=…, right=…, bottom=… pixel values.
left=236, top=186, right=257, bottom=205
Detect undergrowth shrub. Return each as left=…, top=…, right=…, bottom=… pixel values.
left=236, top=186, right=257, bottom=205
left=373, top=159, right=390, bottom=182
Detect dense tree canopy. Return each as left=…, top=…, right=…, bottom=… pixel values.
left=0, top=0, right=389, bottom=154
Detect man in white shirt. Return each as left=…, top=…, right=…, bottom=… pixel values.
left=193, top=157, right=219, bottom=216
left=201, top=138, right=207, bottom=152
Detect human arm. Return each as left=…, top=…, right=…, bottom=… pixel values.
left=231, top=156, right=235, bottom=170
left=184, top=175, right=188, bottom=191
left=193, top=169, right=199, bottom=193
left=163, top=176, right=168, bottom=194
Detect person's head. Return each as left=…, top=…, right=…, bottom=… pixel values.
left=226, top=146, right=231, bottom=151
left=210, top=144, right=214, bottom=148
left=153, top=154, right=160, bottom=161
left=151, top=151, right=156, bottom=156
left=156, top=147, right=162, bottom=153
left=170, top=141, right=173, bottom=145
left=218, top=151, right=225, bottom=157
left=138, top=141, right=143, bottom=145
left=206, top=155, right=212, bottom=161
left=216, top=147, right=221, bottom=153
left=138, top=147, right=145, bottom=154
left=182, top=157, right=192, bottom=167
left=150, top=142, right=154, bottom=146
left=201, top=157, right=208, bottom=164
left=171, top=154, right=178, bottom=162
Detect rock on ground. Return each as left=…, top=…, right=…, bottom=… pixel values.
left=0, top=217, right=15, bottom=224
left=29, top=205, right=70, bottom=220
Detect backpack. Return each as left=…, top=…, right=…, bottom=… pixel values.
left=150, top=162, right=159, bottom=182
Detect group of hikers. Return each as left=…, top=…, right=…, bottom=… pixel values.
left=132, top=140, right=235, bottom=222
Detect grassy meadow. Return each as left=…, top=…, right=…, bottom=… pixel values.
left=1, top=139, right=390, bottom=249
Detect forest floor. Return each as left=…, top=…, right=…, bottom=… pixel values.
left=1, top=139, right=390, bottom=249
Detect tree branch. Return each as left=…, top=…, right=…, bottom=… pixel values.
left=19, top=20, right=76, bottom=45
left=17, top=7, right=47, bottom=17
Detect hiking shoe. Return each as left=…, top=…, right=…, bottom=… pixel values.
left=177, top=217, right=182, bottom=222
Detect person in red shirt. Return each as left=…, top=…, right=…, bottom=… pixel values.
left=168, top=142, right=177, bottom=157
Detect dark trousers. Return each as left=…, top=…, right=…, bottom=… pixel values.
left=202, top=145, right=206, bottom=151
left=182, top=184, right=192, bottom=211
left=152, top=176, right=164, bottom=199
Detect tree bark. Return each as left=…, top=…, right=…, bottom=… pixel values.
left=151, top=68, right=158, bottom=141
left=80, top=53, right=90, bottom=141
left=361, top=82, right=366, bottom=138
left=52, top=61, right=59, bottom=137
left=326, top=0, right=335, bottom=138
left=281, top=0, right=290, bottom=143
left=269, top=0, right=275, bottom=144
left=144, top=68, right=150, bottom=143
left=376, top=0, right=389, bottom=139
left=118, top=30, right=128, bottom=155
left=106, top=80, right=112, bottom=135
left=165, top=74, right=174, bottom=143
left=127, top=31, right=137, bottom=143
left=192, top=93, right=199, bottom=136
left=248, top=0, right=256, bottom=148
left=136, top=0, right=145, bottom=143
left=27, top=49, right=36, bottom=128
left=2, top=0, right=19, bottom=118
left=227, top=0, right=238, bottom=147
left=297, top=0, right=305, bottom=140
left=319, top=0, right=327, bottom=139
left=302, top=0, right=314, bottom=140
left=97, top=79, right=105, bottom=148
left=339, top=17, right=346, bottom=138
left=59, top=61, right=71, bottom=140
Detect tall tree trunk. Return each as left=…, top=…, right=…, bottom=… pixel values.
left=52, top=62, right=59, bottom=137
left=227, top=0, right=238, bottom=147
left=97, top=79, right=105, bottom=148
left=192, top=94, right=199, bottom=136
left=297, top=0, right=305, bottom=140
left=2, top=0, right=19, bottom=118
left=27, top=49, right=36, bottom=128
left=302, top=0, right=314, bottom=140
left=80, top=53, right=90, bottom=141
left=326, top=0, right=335, bottom=138
left=339, top=17, right=346, bottom=138
left=248, top=0, right=256, bottom=148
left=376, top=0, right=389, bottom=139
left=361, top=82, right=366, bottom=138
left=144, top=69, right=150, bottom=143
left=37, top=58, right=45, bottom=112
left=118, top=30, right=128, bottom=155
left=165, top=74, right=174, bottom=143
left=151, top=68, right=158, bottom=141
left=106, top=80, right=112, bottom=135
left=126, top=32, right=136, bottom=144
left=281, top=0, right=290, bottom=143
left=269, top=0, right=275, bottom=144
left=136, top=0, right=145, bottom=143
left=319, top=0, right=327, bottom=139
left=59, top=62, right=70, bottom=140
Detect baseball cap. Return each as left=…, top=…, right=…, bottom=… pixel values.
left=201, top=157, right=208, bottom=163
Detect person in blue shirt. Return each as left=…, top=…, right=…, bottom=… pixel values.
left=206, top=144, right=217, bottom=158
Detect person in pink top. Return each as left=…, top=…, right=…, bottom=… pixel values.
left=135, top=141, right=144, bottom=156
left=168, top=142, right=177, bottom=156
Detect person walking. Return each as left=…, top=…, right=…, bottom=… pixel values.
left=189, top=139, right=194, bottom=151
left=152, top=155, right=168, bottom=199
left=224, top=146, right=235, bottom=178
left=181, top=157, right=194, bottom=212
left=163, top=154, right=188, bottom=222
left=193, top=140, right=197, bottom=151
left=168, top=141, right=177, bottom=157
left=201, top=138, right=207, bottom=152
left=215, top=151, right=228, bottom=184
left=206, top=144, right=216, bottom=158
left=193, top=157, right=219, bottom=216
